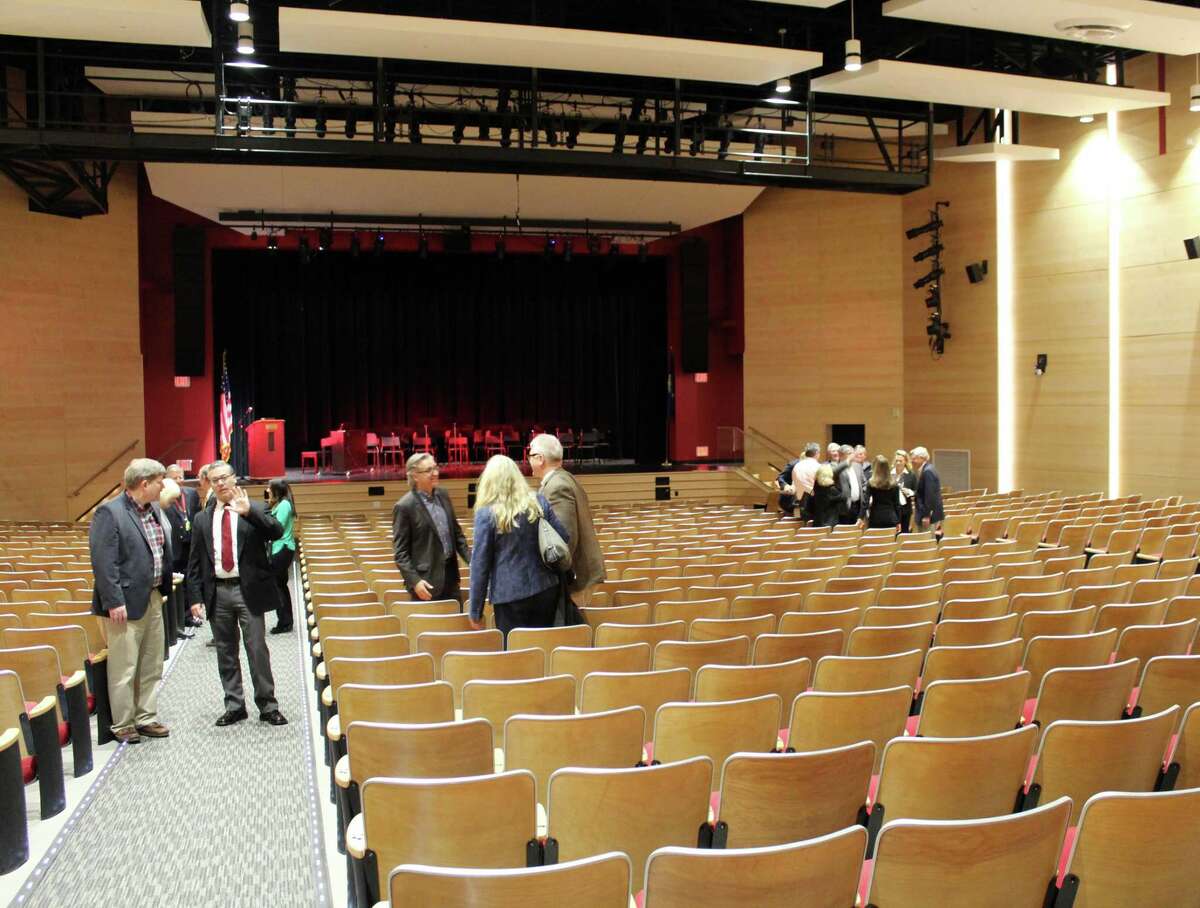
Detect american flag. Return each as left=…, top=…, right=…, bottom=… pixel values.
left=218, top=352, right=233, bottom=463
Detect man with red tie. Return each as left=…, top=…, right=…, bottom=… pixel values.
left=186, top=462, right=288, bottom=727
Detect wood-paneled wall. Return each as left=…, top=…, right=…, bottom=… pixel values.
left=0, top=168, right=143, bottom=521
left=743, top=188, right=905, bottom=461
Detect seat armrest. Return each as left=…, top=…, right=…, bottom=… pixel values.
left=62, top=670, right=86, bottom=689
left=27, top=696, right=56, bottom=720
left=334, top=754, right=351, bottom=789
left=321, top=686, right=333, bottom=708
left=346, top=813, right=366, bottom=859
left=315, top=662, right=327, bottom=682
left=326, top=714, right=341, bottom=741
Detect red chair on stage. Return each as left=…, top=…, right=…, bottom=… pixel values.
left=558, top=428, right=577, bottom=463
left=380, top=434, right=402, bottom=469
left=446, top=433, right=469, bottom=465
left=366, top=433, right=382, bottom=471
left=483, top=430, right=505, bottom=459
left=412, top=429, right=434, bottom=456
left=300, top=451, right=319, bottom=473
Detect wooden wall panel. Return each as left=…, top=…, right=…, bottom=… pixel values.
left=743, top=187, right=905, bottom=466
left=902, top=160, right=998, bottom=492
left=0, top=168, right=142, bottom=521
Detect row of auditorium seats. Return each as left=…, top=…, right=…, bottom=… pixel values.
left=298, top=492, right=1200, bottom=906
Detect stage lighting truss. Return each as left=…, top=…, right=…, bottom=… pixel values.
left=907, top=201, right=951, bottom=357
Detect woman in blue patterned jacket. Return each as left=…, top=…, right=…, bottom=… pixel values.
left=468, top=454, right=570, bottom=641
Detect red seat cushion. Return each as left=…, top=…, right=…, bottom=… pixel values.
left=87, top=693, right=95, bottom=712
left=905, top=713, right=921, bottom=736
left=21, top=756, right=36, bottom=785
left=858, top=856, right=875, bottom=906
left=1056, top=825, right=1078, bottom=885
left=58, top=722, right=70, bottom=746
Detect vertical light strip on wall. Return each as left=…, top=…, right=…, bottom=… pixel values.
left=1107, top=63, right=1121, bottom=498
left=996, top=110, right=1015, bottom=492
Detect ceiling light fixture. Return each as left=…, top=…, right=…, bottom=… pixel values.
left=1054, top=18, right=1131, bottom=42
left=845, top=0, right=861, bottom=72
left=236, top=20, right=254, bottom=55
left=1079, top=114, right=1095, bottom=123
left=229, top=1, right=249, bottom=22
left=1192, top=55, right=1200, bottom=113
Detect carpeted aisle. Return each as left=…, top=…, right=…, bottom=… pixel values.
left=15, top=590, right=328, bottom=908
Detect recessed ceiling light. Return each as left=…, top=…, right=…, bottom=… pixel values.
left=229, top=2, right=249, bottom=22
left=1054, top=18, right=1132, bottom=42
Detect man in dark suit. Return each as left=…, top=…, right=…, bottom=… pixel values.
left=89, top=458, right=174, bottom=745
left=392, top=453, right=471, bottom=603
left=834, top=444, right=866, bottom=525
left=529, top=433, right=606, bottom=606
left=164, top=465, right=201, bottom=635
left=910, top=446, right=945, bottom=533
left=186, top=461, right=288, bottom=727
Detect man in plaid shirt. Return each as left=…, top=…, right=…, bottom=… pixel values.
left=90, top=458, right=174, bottom=745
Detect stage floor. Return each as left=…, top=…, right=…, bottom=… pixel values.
left=262, top=459, right=738, bottom=484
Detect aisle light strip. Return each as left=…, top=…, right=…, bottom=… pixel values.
left=996, top=110, right=1015, bottom=493
left=1107, top=64, right=1121, bottom=498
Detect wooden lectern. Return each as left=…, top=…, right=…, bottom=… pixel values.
left=247, top=419, right=286, bottom=477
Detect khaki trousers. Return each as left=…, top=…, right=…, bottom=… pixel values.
left=106, top=590, right=165, bottom=734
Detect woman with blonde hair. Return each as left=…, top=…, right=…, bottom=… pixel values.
left=862, top=454, right=902, bottom=530
left=468, top=455, right=570, bottom=639
left=893, top=449, right=916, bottom=532
left=803, top=463, right=844, bottom=529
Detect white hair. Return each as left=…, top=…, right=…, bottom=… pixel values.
left=406, top=452, right=436, bottom=489
left=124, top=458, right=166, bottom=489
left=910, top=446, right=929, bottom=460
left=529, top=433, right=564, bottom=463
left=159, top=477, right=181, bottom=506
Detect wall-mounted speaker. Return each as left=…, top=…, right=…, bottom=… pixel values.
left=965, top=260, right=989, bottom=283
left=679, top=237, right=709, bottom=374
left=173, top=226, right=206, bottom=377
left=1035, top=353, right=1048, bottom=376
left=1185, top=236, right=1200, bottom=260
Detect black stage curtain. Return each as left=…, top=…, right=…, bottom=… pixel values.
left=212, top=249, right=669, bottom=466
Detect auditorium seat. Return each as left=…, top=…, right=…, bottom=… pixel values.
left=752, top=629, right=844, bottom=666
left=580, top=603, right=652, bottom=629
left=594, top=621, right=686, bottom=649
left=846, top=622, right=935, bottom=658
left=0, top=625, right=108, bottom=745
left=788, top=686, right=911, bottom=772
left=1025, top=706, right=1178, bottom=822
left=812, top=650, right=923, bottom=693
left=652, top=637, right=751, bottom=691
left=922, top=639, right=1023, bottom=687
left=326, top=680, right=454, bottom=761
left=1022, top=629, right=1117, bottom=689
left=442, top=648, right=544, bottom=708
left=315, top=634, right=411, bottom=686
left=694, top=658, right=809, bottom=712
left=643, top=827, right=866, bottom=908
left=579, top=669, right=690, bottom=731
left=347, top=770, right=538, bottom=906
left=932, top=614, right=1019, bottom=647
left=940, top=594, right=1011, bottom=620
left=778, top=607, right=859, bottom=640
left=915, top=672, right=1030, bottom=738
left=388, top=852, right=631, bottom=908
left=321, top=654, right=436, bottom=709
left=1057, top=787, right=1200, bottom=908
left=1017, top=607, right=1097, bottom=647
left=1029, top=659, right=1139, bottom=728
left=384, top=600, right=459, bottom=635
left=652, top=696, right=780, bottom=770
left=0, top=645, right=90, bottom=777
left=0, top=722, right=28, bottom=875
left=689, top=614, right=775, bottom=643
left=865, top=797, right=1071, bottom=907
left=1173, top=702, right=1200, bottom=789
left=0, top=668, right=64, bottom=822
left=506, top=624, right=592, bottom=658
left=414, top=629, right=503, bottom=677
left=462, top=675, right=576, bottom=745
left=551, top=644, right=652, bottom=705
left=872, top=725, right=1036, bottom=836
left=713, top=743, right=872, bottom=848
left=505, top=707, right=646, bottom=804
left=1132, top=655, right=1200, bottom=720
left=1115, top=619, right=1196, bottom=666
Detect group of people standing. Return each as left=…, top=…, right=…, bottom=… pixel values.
left=89, top=458, right=298, bottom=743
left=391, top=433, right=605, bottom=641
left=781, top=443, right=944, bottom=533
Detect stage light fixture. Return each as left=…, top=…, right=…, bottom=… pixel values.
left=344, top=105, right=357, bottom=139
left=1185, top=236, right=1200, bottom=260
left=635, top=122, right=649, bottom=155
left=563, top=239, right=574, bottom=262
left=298, top=236, right=311, bottom=265
left=315, top=100, right=327, bottom=138
left=250, top=227, right=258, bottom=241
left=913, top=267, right=944, bottom=290
left=752, top=133, right=766, bottom=157
left=717, top=129, right=731, bottom=160
left=408, top=107, right=421, bottom=144
left=452, top=109, right=466, bottom=145
left=966, top=260, right=989, bottom=283
left=477, top=108, right=490, bottom=141
left=544, top=117, right=558, bottom=147
left=544, top=236, right=557, bottom=258
left=613, top=115, right=628, bottom=154
left=318, top=227, right=332, bottom=251
left=689, top=125, right=703, bottom=156
left=236, top=20, right=254, bottom=54
left=924, top=290, right=940, bottom=309
left=905, top=217, right=942, bottom=240
left=912, top=242, right=943, bottom=263
left=609, top=240, right=620, bottom=256
left=349, top=233, right=360, bottom=258
left=373, top=231, right=385, bottom=256
left=664, top=129, right=676, bottom=155
left=266, top=234, right=277, bottom=251
left=495, top=238, right=506, bottom=261
left=236, top=100, right=250, bottom=136
left=630, top=97, right=646, bottom=122
left=229, top=2, right=249, bottom=22
left=566, top=116, right=580, bottom=149
left=384, top=109, right=396, bottom=143
left=500, top=113, right=513, bottom=148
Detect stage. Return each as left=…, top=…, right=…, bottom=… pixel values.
left=260, top=458, right=738, bottom=485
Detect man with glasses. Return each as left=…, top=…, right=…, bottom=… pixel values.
left=186, top=462, right=288, bottom=727
left=392, top=452, right=471, bottom=604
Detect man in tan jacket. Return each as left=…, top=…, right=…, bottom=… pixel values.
left=528, top=433, right=605, bottom=605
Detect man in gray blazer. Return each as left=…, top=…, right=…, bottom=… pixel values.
left=529, top=433, right=606, bottom=606
left=89, top=458, right=174, bottom=745
left=834, top=444, right=866, bottom=525
left=392, top=453, right=471, bottom=603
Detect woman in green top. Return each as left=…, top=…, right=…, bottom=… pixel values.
left=267, top=478, right=297, bottom=633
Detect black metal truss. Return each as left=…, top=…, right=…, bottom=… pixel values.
left=0, top=157, right=118, bottom=217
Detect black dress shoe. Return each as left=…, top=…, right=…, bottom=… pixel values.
left=215, top=709, right=248, bottom=727
left=259, top=710, right=288, bottom=726
left=269, top=623, right=294, bottom=635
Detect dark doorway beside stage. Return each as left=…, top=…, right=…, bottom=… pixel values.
left=213, top=248, right=670, bottom=467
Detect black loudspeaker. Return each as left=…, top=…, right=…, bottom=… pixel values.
left=679, top=237, right=709, bottom=374
left=1035, top=354, right=1048, bottom=375
left=443, top=227, right=472, bottom=253
left=1185, top=236, right=1200, bottom=260
left=173, top=226, right=206, bottom=376
left=965, top=260, right=989, bottom=283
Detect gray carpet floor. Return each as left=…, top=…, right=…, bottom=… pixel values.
left=14, top=600, right=326, bottom=908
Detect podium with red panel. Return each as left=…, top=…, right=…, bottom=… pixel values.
left=246, top=419, right=285, bottom=477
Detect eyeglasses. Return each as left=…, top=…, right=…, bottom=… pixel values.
left=210, top=473, right=236, bottom=485
left=416, top=466, right=440, bottom=474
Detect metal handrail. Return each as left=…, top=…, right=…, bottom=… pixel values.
left=70, top=438, right=139, bottom=498
left=743, top=426, right=798, bottom=462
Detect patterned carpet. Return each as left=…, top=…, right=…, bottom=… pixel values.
left=13, top=578, right=329, bottom=908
